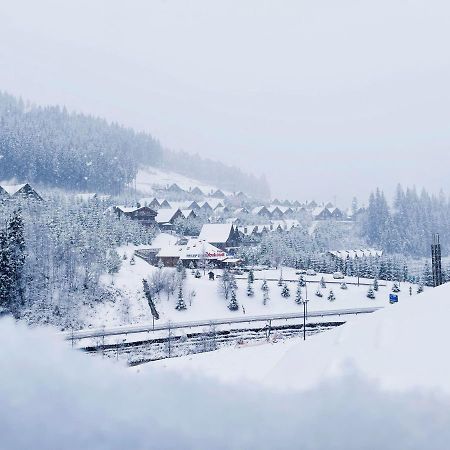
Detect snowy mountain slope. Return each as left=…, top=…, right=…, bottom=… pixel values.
left=132, top=166, right=233, bottom=196
left=140, top=282, right=450, bottom=395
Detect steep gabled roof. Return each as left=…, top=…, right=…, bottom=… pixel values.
left=1, top=184, right=27, bottom=195
left=181, top=209, right=196, bottom=219
left=198, top=223, right=234, bottom=244
left=155, top=208, right=181, bottom=224
left=139, top=197, right=160, bottom=207
left=211, top=189, right=226, bottom=198
left=191, top=187, right=204, bottom=196
left=252, top=206, right=270, bottom=215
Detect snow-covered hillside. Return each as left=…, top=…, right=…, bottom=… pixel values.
left=133, top=166, right=233, bottom=196
left=139, top=280, right=450, bottom=396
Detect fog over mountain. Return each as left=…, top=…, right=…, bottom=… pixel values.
left=2, top=0, right=450, bottom=203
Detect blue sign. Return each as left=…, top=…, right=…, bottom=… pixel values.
left=389, top=294, right=398, bottom=304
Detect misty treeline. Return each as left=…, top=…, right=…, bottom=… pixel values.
left=0, top=91, right=269, bottom=198
left=360, top=185, right=450, bottom=257
left=0, top=196, right=156, bottom=328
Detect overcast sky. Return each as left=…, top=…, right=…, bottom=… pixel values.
left=1, top=0, right=450, bottom=205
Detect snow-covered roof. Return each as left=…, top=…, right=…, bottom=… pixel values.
left=156, top=199, right=171, bottom=207
left=139, top=197, right=159, bottom=206
left=198, top=223, right=234, bottom=244
left=328, top=248, right=383, bottom=259
left=157, top=239, right=227, bottom=261
left=1, top=184, right=26, bottom=195
left=312, top=207, right=329, bottom=217
left=168, top=201, right=191, bottom=211
left=157, top=245, right=184, bottom=258
left=116, top=205, right=140, bottom=213
left=155, top=208, right=181, bottom=224
left=181, top=239, right=227, bottom=260
left=180, top=209, right=195, bottom=218
left=252, top=206, right=268, bottom=215
left=271, top=219, right=300, bottom=230
left=208, top=198, right=225, bottom=209
left=198, top=201, right=213, bottom=209
left=151, top=233, right=179, bottom=248
left=198, top=199, right=224, bottom=210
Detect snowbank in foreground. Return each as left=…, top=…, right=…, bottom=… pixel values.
left=146, top=282, right=450, bottom=396
left=2, top=317, right=450, bottom=449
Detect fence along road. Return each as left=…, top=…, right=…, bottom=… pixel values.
left=64, top=306, right=383, bottom=342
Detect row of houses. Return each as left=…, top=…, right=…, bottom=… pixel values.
left=237, top=220, right=300, bottom=237
left=250, top=204, right=349, bottom=221
left=138, top=197, right=225, bottom=214
left=327, top=248, right=383, bottom=261
left=159, top=183, right=250, bottom=201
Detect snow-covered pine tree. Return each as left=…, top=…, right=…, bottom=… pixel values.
left=228, top=289, right=239, bottom=310
left=367, top=287, right=375, bottom=299
left=176, top=259, right=186, bottom=279
left=106, top=249, right=122, bottom=275
left=158, top=258, right=165, bottom=270
left=261, top=279, right=269, bottom=292
left=295, top=283, right=303, bottom=304
left=281, top=283, right=290, bottom=298
left=340, top=282, right=348, bottom=290
left=392, top=282, right=400, bottom=293
left=417, top=283, right=424, bottom=294
left=0, top=230, right=12, bottom=309
left=175, top=285, right=187, bottom=310
left=422, top=261, right=433, bottom=287
left=263, top=289, right=270, bottom=306
left=220, top=268, right=231, bottom=300
left=299, top=276, right=306, bottom=287
left=7, top=209, right=26, bottom=312
left=248, top=269, right=255, bottom=284
left=247, top=280, right=254, bottom=297
left=373, top=278, right=379, bottom=291
left=230, top=272, right=238, bottom=291
left=189, top=261, right=195, bottom=274
left=320, top=276, right=326, bottom=288
left=278, top=272, right=283, bottom=287
left=195, top=269, right=201, bottom=278
left=328, top=290, right=335, bottom=301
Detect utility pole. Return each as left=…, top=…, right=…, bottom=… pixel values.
left=301, top=297, right=309, bottom=341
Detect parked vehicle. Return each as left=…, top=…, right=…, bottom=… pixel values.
left=306, top=269, right=317, bottom=276
left=296, top=270, right=307, bottom=275
left=333, top=271, right=344, bottom=279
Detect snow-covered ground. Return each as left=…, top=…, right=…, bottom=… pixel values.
left=87, top=240, right=417, bottom=329
left=136, top=279, right=449, bottom=397
left=5, top=308, right=450, bottom=450
left=133, top=166, right=232, bottom=196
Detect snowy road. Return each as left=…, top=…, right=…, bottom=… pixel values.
left=65, top=306, right=383, bottom=341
